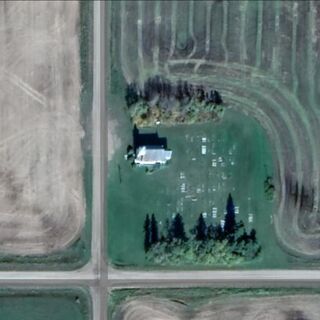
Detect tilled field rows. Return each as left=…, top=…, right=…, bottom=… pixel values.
left=0, top=1, right=85, bottom=255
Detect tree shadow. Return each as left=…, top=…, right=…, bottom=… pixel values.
left=132, top=125, right=167, bottom=153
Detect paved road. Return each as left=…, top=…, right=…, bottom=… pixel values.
left=108, top=267, right=320, bottom=281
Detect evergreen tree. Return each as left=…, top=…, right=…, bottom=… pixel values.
left=150, top=214, right=159, bottom=244
left=213, top=90, right=223, bottom=105
left=159, top=232, right=166, bottom=242
left=143, top=214, right=151, bottom=252
left=195, top=214, right=207, bottom=241
left=175, top=81, right=184, bottom=101
left=249, top=229, right=257, bottom=243
left=164, top=218, right=173, bottom=242
left=224, top=193, right=236, bottom=243
left=207, top=223, right=225, bottom=241
left=215, top=224, right=225, bottom=241
left=125, top=83, right=139, bottom=106
left=183, top=81, right=190, bottom=98
left=207, top=224, right=216, bottom=240
left=241, top=230, right=250, bottom=244
left=196, top=86, right=205, bottom=102
left=234, top=220, right=245, bottom=242
left=171, top=213, right=187, bottom=241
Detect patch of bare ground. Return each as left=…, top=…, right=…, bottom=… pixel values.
left=108, top=115, right=121, bottom=162
left=0, top=1, right=85, bottom=255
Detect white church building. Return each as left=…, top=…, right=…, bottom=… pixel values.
left=134, top=146, right=172, bottom=166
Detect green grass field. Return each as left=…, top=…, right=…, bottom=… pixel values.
left=108, top=104, right=292, bottom=268
left=0, top=289, right=90, bottom=320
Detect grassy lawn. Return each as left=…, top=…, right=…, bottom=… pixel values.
left=0, top=289, right=90, bottom=320
left=108, top=106, right=292, bottom=268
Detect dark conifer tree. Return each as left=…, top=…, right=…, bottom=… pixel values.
left=171, top=213, right=187, bottom=241
left=189, top=83, right=194, bottom=97
left=249, top=229, right=257, bottom=243
left=175, top=81, right=184, bottom=101
left=143, top=214, right=151, bottom=252
left=125, top=83, right=139, bottom=107
left=142, top=78, right=151, bottom=101
left=207, top=224, right=216, bottom=240
left=165, top=80, right=172, bottom=98
left=150, top=214, right=159, bottom=244
left=236, top=220, right=245, bottom=230
left=183, top=81, right=190, bottom=98
left=234, top=220, right=245, bottom=241
left=164, top=218, right=173, bottom=242
left=159, top=232, right=166, bottom=242
left=196, top=86, right=205, bottom=102
left=241, top=230, right=249, bottom=244
left=195, top=213, right=207, bottom=241
left=213, top=90, right=223, bottom=105
left=224, top=193, right=236, bottom=243
left=215, top=224, right=225, bottom=241
left=205, top=91, right=209, bottom=103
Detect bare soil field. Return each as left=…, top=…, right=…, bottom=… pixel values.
left=0, top=1, right=85, bottom=255
left=113, top=294, right=320, bottom=320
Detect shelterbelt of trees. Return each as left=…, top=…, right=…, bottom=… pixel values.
left=143, top=194, right=261, bottom=266
left=125, top=76, right=224, bottom=127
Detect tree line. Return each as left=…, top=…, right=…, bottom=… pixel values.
left=143, top=194, right=261, bottom=265
left=126, top=76, right=223, bottom=108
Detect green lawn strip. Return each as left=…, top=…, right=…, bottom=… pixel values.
left=0, top=288, right=91, bottom=320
